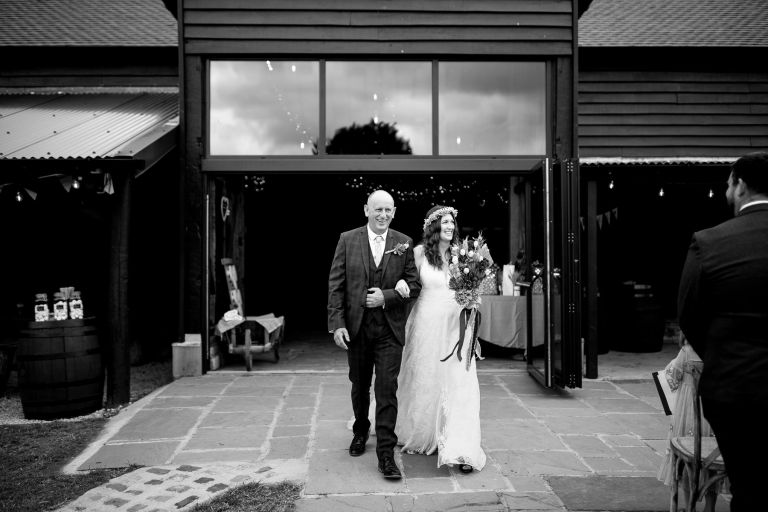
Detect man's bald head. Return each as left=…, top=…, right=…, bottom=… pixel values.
left=364, top=190, right=396, bottom=234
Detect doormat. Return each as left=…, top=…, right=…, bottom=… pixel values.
left=545, top=476, right=669, bottom=511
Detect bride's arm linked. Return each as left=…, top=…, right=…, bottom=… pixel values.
left=395, top=245, right=424, bottom=299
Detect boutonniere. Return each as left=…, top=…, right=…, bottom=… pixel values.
left=385, top=242, right=409, bottom=256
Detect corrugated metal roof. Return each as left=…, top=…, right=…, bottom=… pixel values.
left=580, top=0, right=768, bottom=47
left=579, top=156, right=737, bottom=166
left=0, top=0, right=177, bottom=47
left=0, top=92, right=178, bottom=160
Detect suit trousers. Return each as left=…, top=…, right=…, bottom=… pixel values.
left=702, top=397, right=768, bottom=511
left=347, top=307, right=403, bottom=461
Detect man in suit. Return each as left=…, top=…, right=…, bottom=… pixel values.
left=328, top=189, right=420, bottom=479
left=678, top=151, right=768, bottom=511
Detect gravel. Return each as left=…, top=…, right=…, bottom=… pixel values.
left=0, top=360, right=172, bottom=425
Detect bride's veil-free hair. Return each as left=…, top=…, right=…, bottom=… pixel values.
left=421, top=205, right=459, bottom=269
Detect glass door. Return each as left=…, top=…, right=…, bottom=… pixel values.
left=525, top=158, right=582, bottom=388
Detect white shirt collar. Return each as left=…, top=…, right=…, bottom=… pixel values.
left=367, top=225, right=388, bottom=241
left=739, top=199, right=768, bottom=212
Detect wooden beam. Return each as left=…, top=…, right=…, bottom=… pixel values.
left=585, top=179, right=598, bottom=378
left=106, top=173, right=131, bottom=407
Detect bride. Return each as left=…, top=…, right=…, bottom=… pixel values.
left=394, top=205, right=486, bottom=473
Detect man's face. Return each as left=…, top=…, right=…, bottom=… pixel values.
left=364, top=193, right=395, bottom=234
left=725, top=173, right=736, bottom=207
left=725, top=172, right=744, bottom=214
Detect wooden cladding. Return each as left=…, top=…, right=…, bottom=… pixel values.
left=579, top=71, right=768, bottom=158
left=181, top=0, right=575, bottom=56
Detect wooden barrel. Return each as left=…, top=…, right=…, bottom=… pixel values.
left=16, top=317, right=104, bottom=420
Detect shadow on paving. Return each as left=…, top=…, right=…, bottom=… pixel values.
left=546, top=475, right=730, bottom=512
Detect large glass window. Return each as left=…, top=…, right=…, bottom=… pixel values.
left=209, top=60, right=319, bottom=155
left=439, top=62, right=546, bottom=155
left=208, top=60, right=546, bottom=156
left=325, top=62, right=431, bottom=155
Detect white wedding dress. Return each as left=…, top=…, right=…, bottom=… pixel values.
left=395, top=256, right=486, bottom=470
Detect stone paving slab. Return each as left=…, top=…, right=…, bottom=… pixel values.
left=58, top=369, right=733, bottom=511
left=56, top=461, right=306, bottom=512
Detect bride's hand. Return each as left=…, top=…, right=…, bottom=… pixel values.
left=395, top=279, right=410, bottom=298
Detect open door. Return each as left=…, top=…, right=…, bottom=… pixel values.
left=525, top=158, right=582, bottom=389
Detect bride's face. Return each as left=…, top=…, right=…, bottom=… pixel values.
left=439, top=214, right=455, bottom=243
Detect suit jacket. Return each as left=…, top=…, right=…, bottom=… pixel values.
left=678, top=203, right=768, bottom=404
left=327, top=226, right=421, bottom=344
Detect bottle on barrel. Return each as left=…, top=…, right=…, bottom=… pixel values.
left=34, top=293, right=49, bottom=322
left=52, top=292, right=68, bottom=321
left=69, top=291, right=83, bottom=320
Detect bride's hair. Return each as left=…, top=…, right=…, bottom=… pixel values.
left=421, top=205, right=459, bottom=269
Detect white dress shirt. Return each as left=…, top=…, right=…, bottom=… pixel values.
left=367, top=226, right=388, bottom=266
left=739, top=199, right=768, bottom=212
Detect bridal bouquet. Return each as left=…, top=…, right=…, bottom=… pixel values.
left=442, top=233, right=496, bottom=370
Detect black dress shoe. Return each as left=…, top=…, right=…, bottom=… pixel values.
left=459, top=464, right=473, bottom=474
left=378, top=455, right=402, bottom=479
left=349, top=433, right=368, bottom=456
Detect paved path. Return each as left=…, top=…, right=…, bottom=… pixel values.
left=53, top=364, right=736, bottom=512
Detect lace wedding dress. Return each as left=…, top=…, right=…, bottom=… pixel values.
left=395, top=256, right=486, bottom=470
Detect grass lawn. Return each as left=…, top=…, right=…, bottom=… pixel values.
left=187, top=481, right=302, bottom=512
left=0, top=418, right=133, bottom=511
left=0, top=360, right=173, bottom=512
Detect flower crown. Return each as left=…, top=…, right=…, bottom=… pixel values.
left=422, top=206, right=458, bottom=232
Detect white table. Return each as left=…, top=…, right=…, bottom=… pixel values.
left=477, top=295, right=545, bottom=349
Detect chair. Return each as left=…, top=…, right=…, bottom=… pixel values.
left=669, top=364, right=728, bottom=512
left=217, top=258, right=284, bottom=371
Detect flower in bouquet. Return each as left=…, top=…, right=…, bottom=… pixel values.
left=442, top=233, right=496, bottom=370
left=447, top=233, right=495, bottom=309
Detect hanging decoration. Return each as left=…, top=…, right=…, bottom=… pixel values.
left=2, top=171, right=117, bottom=204
left=580, top=207, right=621, bottom=231
left=220, top=196, right=231, bottom=221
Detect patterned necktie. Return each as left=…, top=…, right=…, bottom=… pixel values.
left=373, top=235, right=384, bottom=266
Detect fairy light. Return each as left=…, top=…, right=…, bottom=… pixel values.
left=15, top=191, right=22, bottom=202
left=658, top=187, right=665, bottom=197
left=72, top=176, right=81, bottom=189
left=609, top=180, right=614, bottom=190
left=708, top=188, right=714, bottom=198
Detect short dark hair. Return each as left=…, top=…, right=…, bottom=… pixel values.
left=731, top=151, right=768, bottom=195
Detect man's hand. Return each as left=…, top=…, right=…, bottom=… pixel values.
left=395, top=279, right=410, bottom=299
left=333, top=327, right=350, bottom=350
left=365, top=287, right=385, bottom=308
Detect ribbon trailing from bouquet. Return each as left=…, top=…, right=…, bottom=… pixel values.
left=441, top=307, right=483, bottom=370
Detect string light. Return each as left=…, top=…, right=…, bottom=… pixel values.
left=658, top=187, right=665, bottom=197
left=708, top=188, right=714, bottom=198
left=72, top=176, right=81, bottom=190
left=609, top=179, right=614, bottom=190
left=15, top=191, right=23, bottom=202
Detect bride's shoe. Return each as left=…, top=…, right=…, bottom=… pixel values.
left=459, top=464, right=473, bottom=474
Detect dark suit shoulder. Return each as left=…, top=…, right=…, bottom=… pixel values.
left=388, top=228, right=412, bottom=243
left=695, top=205, right=768, bottom=245
left=339, top=226, right=367, bottom=240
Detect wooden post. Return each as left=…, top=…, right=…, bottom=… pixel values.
left=508, top=176, right=524, bottom=263
left=107, top=172, right=131, bottom=407
left=585, top=179, right=598, bottom=378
